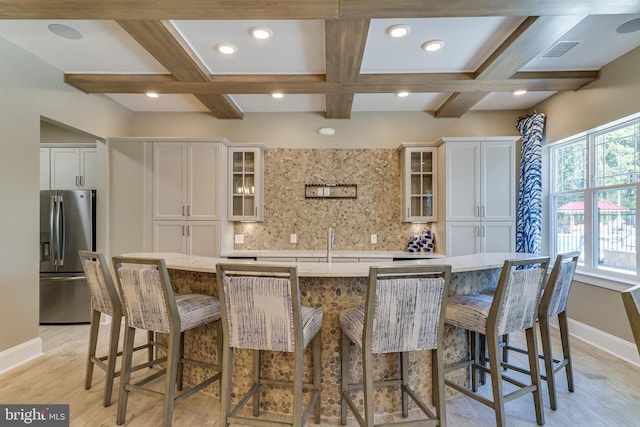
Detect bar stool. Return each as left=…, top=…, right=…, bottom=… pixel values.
left=622, top=283, right=640, bottom=355
left=339, top=264, right=451, bottom=427
left=215, top=263, right=322, bottom=427
left=79, top=250, right=157, bottom=407
left=112, top=256, right=222, bottom=427
left=500, top=251, right=580, bottom=410
left=444, top=256, right=550, bottom=427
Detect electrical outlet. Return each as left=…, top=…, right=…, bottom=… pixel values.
left=371, top=234, right=377, bottom=244
left=234, top=234, right=244, bottom=244
left=290, top=233, right=297, bottom=244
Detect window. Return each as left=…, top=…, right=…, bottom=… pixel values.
left=550, top=114, right=639, bottom=280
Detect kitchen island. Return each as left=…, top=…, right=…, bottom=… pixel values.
left=122, top=251, right=541, bottom=421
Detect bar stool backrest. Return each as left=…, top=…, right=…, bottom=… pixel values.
left=366, top=265, right=451, bottom=354
left=540, top=252, right=580, bottom=318
left=217, top=264, right=301, bottom=353
left=113, top=257, right=178, bottom=334
left=491, top=257, right=549, bottom=336
left=80, top=251, right=119, bottom=317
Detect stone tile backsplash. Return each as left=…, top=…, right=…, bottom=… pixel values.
left=234, top=148, right=433, bottom=251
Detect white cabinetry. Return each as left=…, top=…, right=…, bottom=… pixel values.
left=400, top=143, right=437, bottom=222
left=40, top=148, right=50, bottom=190
left=153, top=220, right=220, bottom=257
left=152, top=141, right=225, bottom=257
left=437, top=137, right=519, bottom=256
left=228, top=145, right=265, bottom=221
left=50, top=147, right=96, bottom=189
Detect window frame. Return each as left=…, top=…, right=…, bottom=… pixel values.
left=548, top=113, right=640, bottom=287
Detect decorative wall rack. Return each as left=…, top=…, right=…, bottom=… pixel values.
left=305, top=183, right=357, bottom=199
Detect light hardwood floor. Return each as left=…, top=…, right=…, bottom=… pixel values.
left=1, top=324, right=639, bottom=426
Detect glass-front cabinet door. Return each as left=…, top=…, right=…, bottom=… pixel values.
left=228, top=145, right=264, bottom=221
left=400, top=143, right=438, bottom=222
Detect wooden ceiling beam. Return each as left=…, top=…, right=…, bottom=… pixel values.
left=1, top=0, right=638, bottom=19
left=435, top=15, right=587, bottom=117
left=325, top=18, right=369, bottom=118
left=0, top=0, right=339, bottom=19
left=118, top=20, right=242, bottom=118
left=117, top=20, right=209, bottom=82
left=339, top=0, right=640, bottom=18
left=65, top=71, right=596, bottom=94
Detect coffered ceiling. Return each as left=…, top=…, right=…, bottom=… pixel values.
left=1, top=0, right=640, bottom=119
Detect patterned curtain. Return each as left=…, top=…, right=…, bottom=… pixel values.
left=516, top=112, right=545, bottom=254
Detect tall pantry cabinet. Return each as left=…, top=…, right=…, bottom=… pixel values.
left=435, top=136, right=520, bottom=256
left=151, top=140, right=226, bottom=257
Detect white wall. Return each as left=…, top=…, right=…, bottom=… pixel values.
left=0, top=36, right=132, bottom=360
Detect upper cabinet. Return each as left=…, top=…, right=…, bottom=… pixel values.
left=228, top=145, right=265, bottom=221
left=436, top=137, right=519, bottom=256
left=153, top=142, right=222, bottom=221
left=400, top=143, right=438, bottom=223
left=50, top=146, right=96, bottom=189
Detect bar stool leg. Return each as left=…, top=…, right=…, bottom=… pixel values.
left=162, top=331, right=181, bottom=427
left=487, top=331, right=506, bottom=427
left=433, top=347, right=446, bottom=426
left=559, top=311, right=575, bottom=392
left=177, top=332, right=185, bottom=391
left=312, top=333, right=322, bottom=424
left=292, top=345, right=304, bottom=427
left=340, top=332, right=349, bottom=426
left=116, top=326, right=135, bottom=426
left=253, top=349, right=262, bottom=417
left=220, top=346, right=233, bottom=427
left=525, top=326, right=544, bottom=426
left=85, top=310, right=101, bottom=392
left=401, top=351, right=409, bottom=418
left=539, top=315, right=558, bottom=410
left=362, top=341, right=375, bottom=426
left=103, top=312, right=122, bottom=407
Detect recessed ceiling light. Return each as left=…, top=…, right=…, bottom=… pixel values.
left=386, top=25, right=410, bottom=38
left=422, top=40, right=445, bottom=52
left=47, top=23, right=83, bottom=40
left=513, top=89, right=528, bottom=96
left=396, top=91, right=409, bottom=97
left=271, top=92, right=284, bottom=99
left=250, top=27, right=273, bottom=40
left=215, top=43, right=237, bottom=54
left=146, top=92, right=159, bottom=98
left=617, top=17, right=640, bottom=34
left=318, top=127, right=336, bottom=136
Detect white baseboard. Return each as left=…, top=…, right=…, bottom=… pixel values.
left=0, top=337, right=43, bottom=376
left=550, top=317, right=640, bottom=368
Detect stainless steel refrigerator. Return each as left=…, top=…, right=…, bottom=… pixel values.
left=39, top=189, right=96, bottom=323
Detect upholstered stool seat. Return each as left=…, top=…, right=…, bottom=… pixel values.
left=216, top=263, right=322, bottom=427
left=340, top=264, right=451, bottom=427
left=112, top=256, right=223, bottom=427
left=79, top=251, right=157, bottom=407
left=444, top=256, right=550, bottom=427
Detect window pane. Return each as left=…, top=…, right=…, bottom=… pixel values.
left=595, top=188, right=636, bottom=273
left=593, top=122, right=640, bottom=187
left=554, top=139, right=586, bottom=192
left=555, top=193, right=585, bottom=262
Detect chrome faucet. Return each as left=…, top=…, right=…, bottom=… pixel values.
left=327, top=227, right=335, bottom=263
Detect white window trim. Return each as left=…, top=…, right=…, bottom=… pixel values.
left=546, top=112, right=640, bottom=290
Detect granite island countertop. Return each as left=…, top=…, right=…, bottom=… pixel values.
left=220, top=249, right=445, bottom=260
left=121, top=251, right=542, bottom=277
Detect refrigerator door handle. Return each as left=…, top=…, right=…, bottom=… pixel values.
left=50, top=195, right=57, bottom=268
left=58, top=195, right=65, bottom=267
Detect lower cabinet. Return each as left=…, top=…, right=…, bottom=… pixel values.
left=445, top=221, right=515, bottom=257
left=153, top=220, right=220, bottom=257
